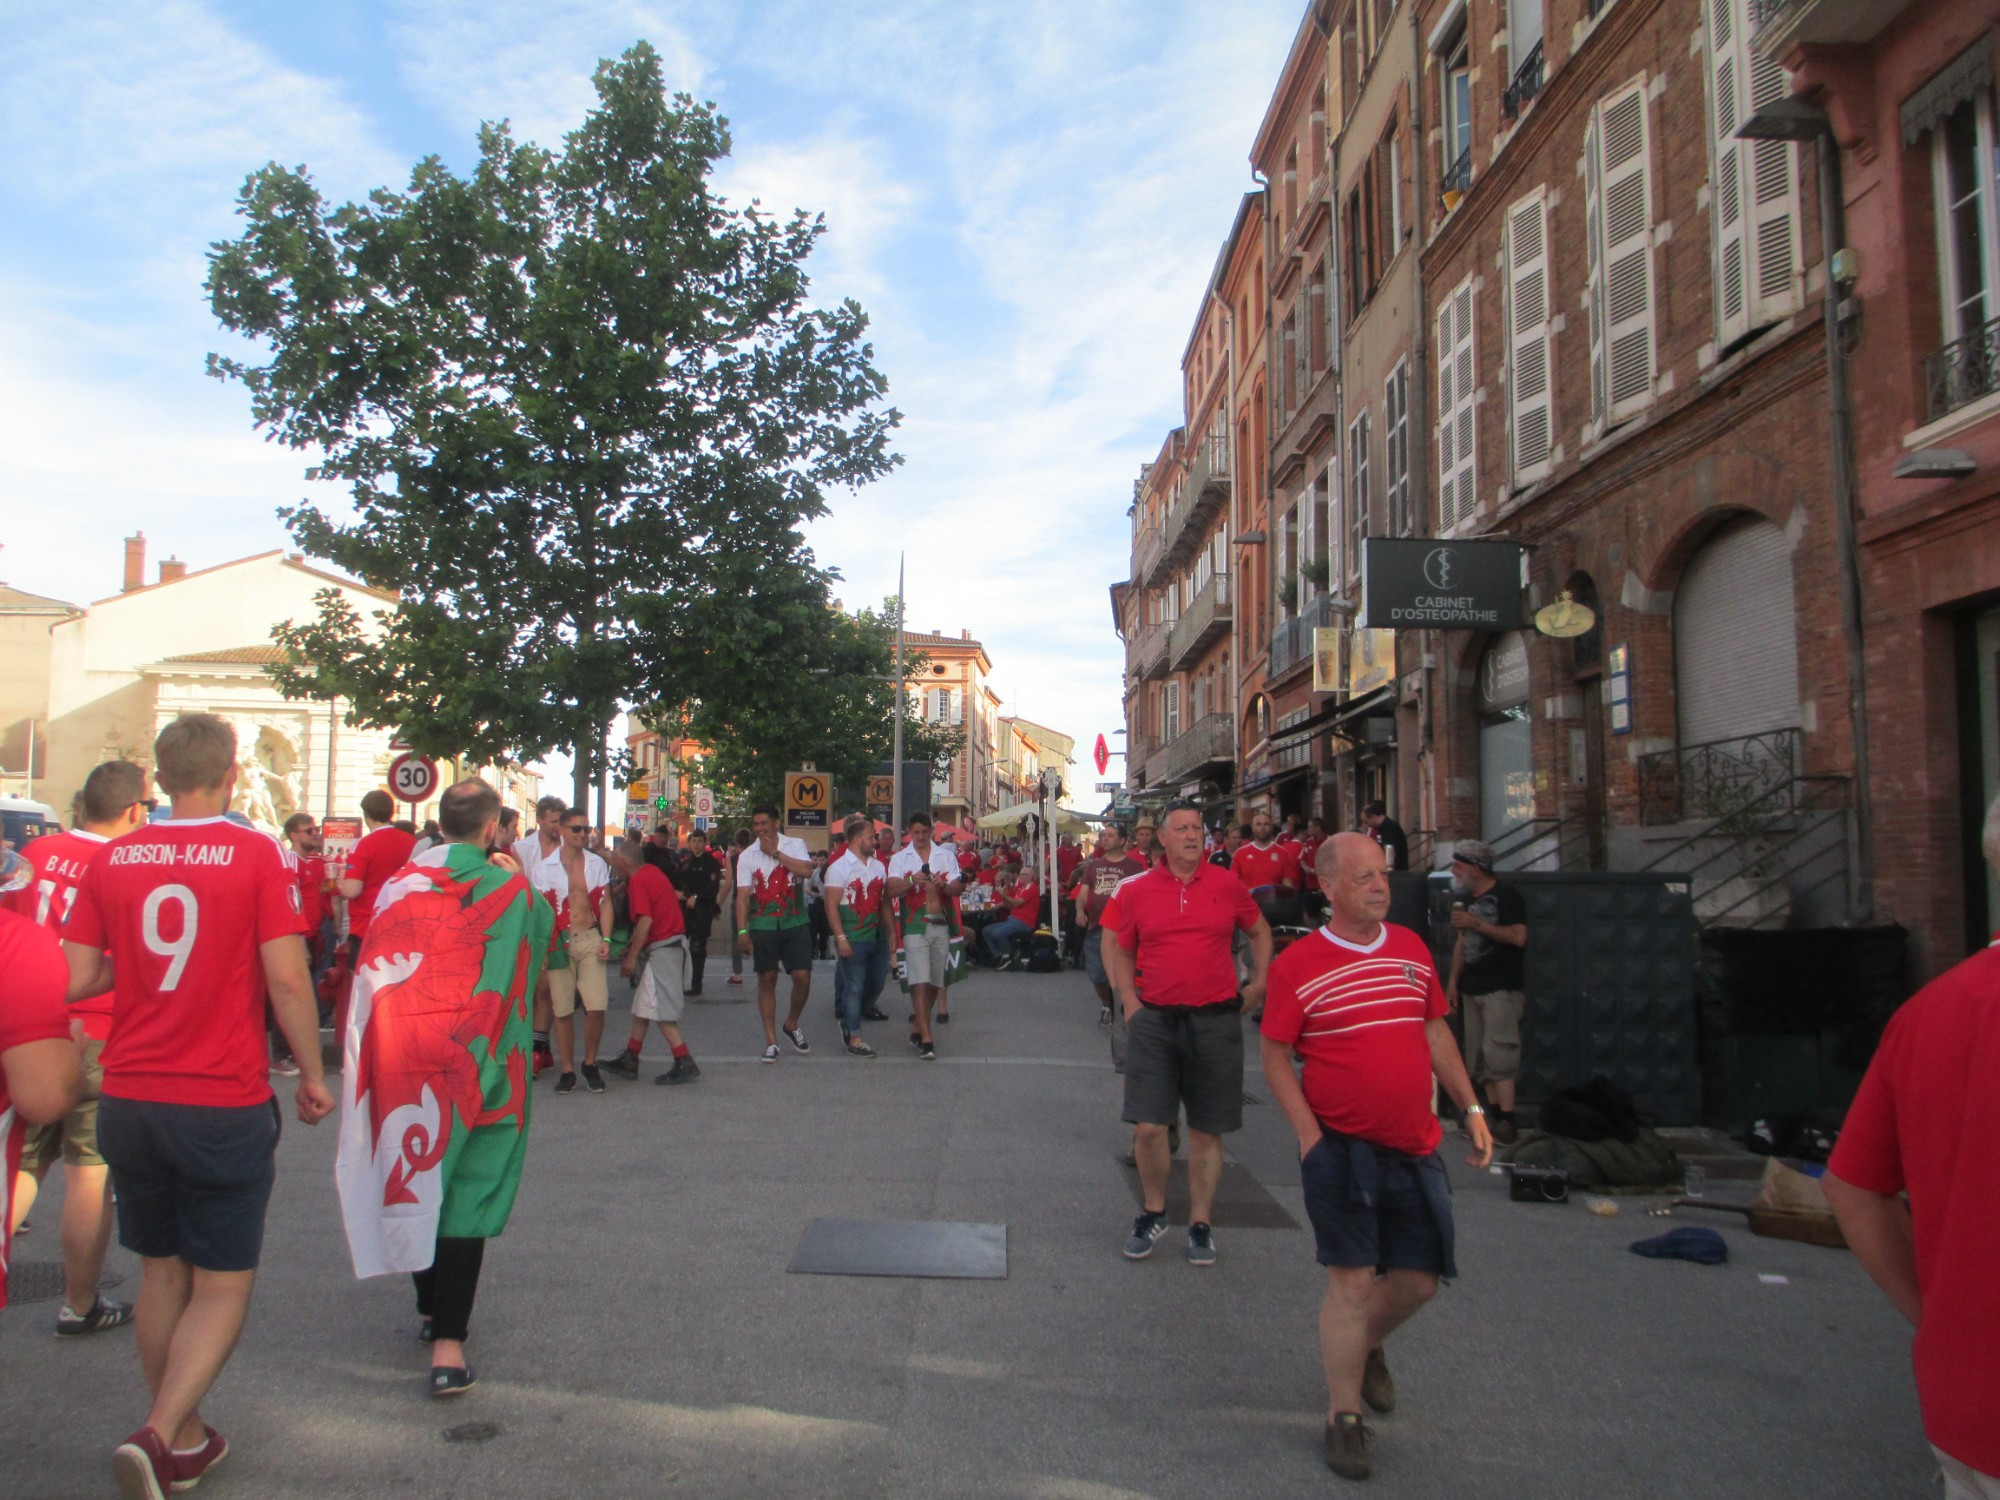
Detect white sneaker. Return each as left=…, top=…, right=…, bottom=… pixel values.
left=761, top=1043, right=780, bottom=1064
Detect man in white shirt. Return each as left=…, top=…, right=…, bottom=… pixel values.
left=735, top=805, right=817, bottom=1064
left=885, top=810, right=964, bottom=1061
left=511, top=796, right=567, bottom=1074
left=826, top=814, right=890, bottom=1057
left=527, top=809, right=613, bottom=1094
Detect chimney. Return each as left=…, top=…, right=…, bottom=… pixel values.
left=122, top=533, right=147, bottom=592
left=961, top=629, right=971, bottom=640
left=158, top=557, right=188, bottom=584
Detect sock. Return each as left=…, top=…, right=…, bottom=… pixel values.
left=671, top=1043, right=692, bottom=1060
left=533, top=1030, right=550, bottom=1051
left=625, top=1037, right=642, bottom=1057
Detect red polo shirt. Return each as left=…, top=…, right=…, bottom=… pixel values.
left=1827, top=942, right=2000, bottom=1474
left=1111, top=860, right=1260, bottom=1007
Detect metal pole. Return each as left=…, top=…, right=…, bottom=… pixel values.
left=326, top=697, right=338, bottom=820
left=1816, top=130, right=1873, bottom=924
left=892, top=552, right=906, bottom=839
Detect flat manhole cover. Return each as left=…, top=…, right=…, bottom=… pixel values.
left=443, top=1423, right=501, bottom=1443
left=5, top=1261, right=124, bottom=1305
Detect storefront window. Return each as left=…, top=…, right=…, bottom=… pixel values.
left=1477, top=631, right=1535, bottom=842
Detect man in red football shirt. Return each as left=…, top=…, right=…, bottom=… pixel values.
left=2, top=908, right=84, bottom=1317
left=338, top=788, right=415, bottom=952
left=1260, top=833, right=1490, bottom=1481
left=1233, top=809, right=1304, bottom=927
left=62, top=713, right=334, bottom=1500
left=604, top=839, right=698, bottom=1085
left=1111, top=802, right=1270, bottom=1267
left=5, top=758, right=149, bottom=1337
left=1823, top=801, right=2000, bottom=1495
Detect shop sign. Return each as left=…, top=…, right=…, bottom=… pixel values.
left=1312, top=627, right=1344, bottom=694
left=1348, top=628, right=1396, bottom=697
left=1362, top=537, right=1527, bottom=629
left=1477, top=631, right=1532, bottom=710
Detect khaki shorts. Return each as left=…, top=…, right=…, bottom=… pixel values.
left=903, top=927, right=954, bottom=988
left=24, top=1037, right=106, bottom=1170
left=1463, top=988, right=1525, bottom=1083
left=633, top=939, right=688, bottom=1024
left=549, top=928, right=610, bottom=1017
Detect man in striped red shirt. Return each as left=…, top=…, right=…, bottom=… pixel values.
left=1260, top=833, right=1490, bottom=1482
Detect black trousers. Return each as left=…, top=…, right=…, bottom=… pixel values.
left=413, top=1236, right=486, bottom=1343
left=686, top=905, right=714, bottom=990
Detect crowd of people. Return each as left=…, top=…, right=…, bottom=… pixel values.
left=1, top=713, right=1989, bottom=1494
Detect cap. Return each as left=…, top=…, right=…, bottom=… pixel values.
left=1450, top=840, right=1495, bottom=873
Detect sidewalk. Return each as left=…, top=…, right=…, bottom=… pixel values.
left=1, top=959, right=1932, bottom=1499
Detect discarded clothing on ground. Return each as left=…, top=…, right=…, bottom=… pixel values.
left=1628, top=1226, right=1728, bottom=1265
left=1504, top=1127, right=1683, bottom=1193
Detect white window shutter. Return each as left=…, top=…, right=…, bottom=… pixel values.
left=1505, top=188, right=1553, bottom=485
left=1586, top=111, right=1608, bottom=427
left=1437, top=278, right=1478, bottom=528
left=951, top=689, right=964, bottom=727
left=1744, top=46, right=1802, bottom=326
left=1435, top=292, right=1457, bottom=525
left=1597, top=81, right=1654, bottom=423
left=1707, top=0, right=1749, bottom=347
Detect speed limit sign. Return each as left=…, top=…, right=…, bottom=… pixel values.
left=387, top=752, right=440, bottom=804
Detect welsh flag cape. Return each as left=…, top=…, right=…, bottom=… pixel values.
left=336, top=843, right=552, bottom=1278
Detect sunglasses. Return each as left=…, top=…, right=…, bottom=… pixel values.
left=564, top=824, right=589, bottom=834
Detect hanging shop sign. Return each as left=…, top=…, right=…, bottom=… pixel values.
left=1348, top=628, right=1397, bottom=698
left=1362, top=537, right=1527, bottom=630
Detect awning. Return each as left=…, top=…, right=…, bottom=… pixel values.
left=1903, top=38, right=1995, bottom=145
left=1269, top=686, right=1396, bottom=750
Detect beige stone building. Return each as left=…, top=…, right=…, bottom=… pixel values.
left=0, top=582, right=77, bottom=800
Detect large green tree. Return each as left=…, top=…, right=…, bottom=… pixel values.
left=206, top=42, right=899, bottom=808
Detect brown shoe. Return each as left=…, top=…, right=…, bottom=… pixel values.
left=1362, top=1346, right=1396, bottom=1414
left=1324, top=1412, right=1371, bottom=1480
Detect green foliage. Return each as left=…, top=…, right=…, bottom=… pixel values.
left=646, top=592, right=963, bottom=810
left=209, top=42, right=900, bottom=795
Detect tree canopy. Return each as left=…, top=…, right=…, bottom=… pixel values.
left=207, top=42, right=900, bottom=808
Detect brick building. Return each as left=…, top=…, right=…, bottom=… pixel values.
left=1771, top=1, right=2000, bottom=973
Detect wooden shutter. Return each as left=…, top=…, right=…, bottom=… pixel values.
left=1743, top=44, right=1802, bottom=327
left=1596, top=81, right=1654, bottom=422
left=1707, top=0, right=1750, bottom=347
left=1436, top=277, right=1478, bottom=529
left=1586, top=109, right=1608, bottom=427
left=1505, top=188, right=1553, bottom=485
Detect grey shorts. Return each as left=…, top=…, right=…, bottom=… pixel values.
left=1083, top=928, right=1109, bottom=987
left=752, top=924, right=814, bottom=975
left=1121, top=1003, right=1244, bottom=1135
left=634, top=939, right=688, bottom=1022
left=1463, top=989, right=1525, bottom=1083
left=903, top=927, right=954, bottom=988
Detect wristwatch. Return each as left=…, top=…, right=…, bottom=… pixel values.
left=1463, top=1104, right=1486, bottom=1116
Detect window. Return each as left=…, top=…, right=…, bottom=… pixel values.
left=1932, top=93, right=2000, bottom=346
left=1384, top=361, right=1412, bottom=536
left=1508, top=0, right=1544, bottom=87
left=1346, top=408, right=1372, bottom=584
left=1505, top=187, right=1554, bottom=484
left=1284, top=144, right=1299, bottom=233
left=1586, top=80, right=1655, bottom=427
left=1436, top=275, right=1478, bottom=529
left=1705, top=0, right=1801, bottom=347
left=1441, top=30, right=1473, bottom=198
left=1164, top=681, right=1182, bottom=742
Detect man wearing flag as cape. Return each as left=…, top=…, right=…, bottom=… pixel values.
left=335, top=778, right=553, bottom=1399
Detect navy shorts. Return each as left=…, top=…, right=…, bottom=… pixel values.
left=1301, top=1134, right=1451, bottom=1275
left=98, top=1095, right=281, bottom=1272
left=751, top=925, right=815, bottom=975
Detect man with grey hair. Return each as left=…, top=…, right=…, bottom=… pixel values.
left=1821, top=797, right=2000, bottom=1497
left=1445, top=839, right=1528, bottom=1145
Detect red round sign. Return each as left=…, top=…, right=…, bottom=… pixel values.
left=1093, top=734, right=1110, bottom=777
left=387, top=752, right=440, bottom=804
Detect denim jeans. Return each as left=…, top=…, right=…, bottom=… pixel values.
left=982, top=917, right=1031, bottom=962
left=834, top=935, right=891, bottom=1038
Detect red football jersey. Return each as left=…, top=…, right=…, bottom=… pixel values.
left=0, top=909, right=74, bottom=1309
left=295, top=852, right=328, bottom=930
left=64, top=817, right=310, bottom=1108
left=1233, top=840, right=1302, bottom=892
left=4, top=829, right=117, bottom=1040
left=345, top=826, right=416, bottom=937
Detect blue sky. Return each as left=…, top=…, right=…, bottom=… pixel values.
left=1, top=0, right=1298, bottom=782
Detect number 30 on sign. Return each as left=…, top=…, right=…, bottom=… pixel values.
left=388, top=752, right=440, bottom=804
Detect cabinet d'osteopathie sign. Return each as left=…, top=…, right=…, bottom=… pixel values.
left=1362, top=538, right=1528, bottom=630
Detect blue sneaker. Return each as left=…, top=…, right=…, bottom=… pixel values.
left=1123, top=1211, right=1169, bottom=1260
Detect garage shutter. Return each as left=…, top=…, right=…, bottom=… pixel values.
left=1674, top=516, right=1800, bottom=748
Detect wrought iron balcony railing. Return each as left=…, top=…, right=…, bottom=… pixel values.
left=1167, top=573, right=1231, bottom=671
left=1163, top=713, right=1234, bottom=785
left=1267, top=594, right=1338, bottom=682
left=1923, top=314, right=2000, bottom=425
left=1637, top=728, right=1800, bottom=827
left=1439, top=148, right=1472, bottom=203
left=1501, top=40, right=1544, bottom=121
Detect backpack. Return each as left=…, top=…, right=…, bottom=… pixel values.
left=1025, top=931, right=1063, bottom=972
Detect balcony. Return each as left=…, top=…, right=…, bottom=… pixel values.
left=1439, top=148, right=1472, bottom=209
left=1267, top=594, right=1339, bottom=684
left=1161, top=429, right=1230, bottom=573
left=1167, top=573, right=1231, bottom=672
left=1923, top=314, right=2000, bottom=426
left=1133, top=520, right=1165, bottom=590
left=1163, top=712, right=1234, bottom=785
left=1749, top=0, right=1911, bottom=50
left=1637, top=728, right=1800, bottom=827
left=1143, top=743, right=1171, bottom=789
left=1501, top=40, right=1544, bottom=121
left=1129, top=618, right=1168, bottom=680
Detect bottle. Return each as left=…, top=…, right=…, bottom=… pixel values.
left=1684, top=1163, right=1707, bottom=1199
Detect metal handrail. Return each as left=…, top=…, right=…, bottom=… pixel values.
left=1637, top=728, right=1800, bottom=826
left=1440, top=148, right=1471, bottom=201
left=1637, top=773, right=1849, bottom=881
left=1923, top=313, right=2000, bottom=425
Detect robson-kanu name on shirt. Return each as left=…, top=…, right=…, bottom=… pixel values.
left=108, top=844, right=238, bottom=867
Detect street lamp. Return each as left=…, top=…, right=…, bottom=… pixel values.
left=1736, top=96, right=1873, bottom=922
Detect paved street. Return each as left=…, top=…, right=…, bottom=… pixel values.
left=2, top=958, right=1933, bottom=1500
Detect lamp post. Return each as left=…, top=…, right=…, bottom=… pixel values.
left=1737, top=97, right=1872, bottom=923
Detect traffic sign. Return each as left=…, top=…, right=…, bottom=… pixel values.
left=387, top=753, right=439, bottom=804
left=691, top=785, right=716, bottom=818
left=1096, top=781, right=1120, bottom=794
left=1093, top=733, right=1110, bottom=776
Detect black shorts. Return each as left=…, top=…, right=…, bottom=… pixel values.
left=98, top=1095, right=281, bottom=1272
left=1120, top=1003, right=1244, bottom=1135
left=1301, top=1134, right=1451, bottom=1275
left=751, top=925, right=815, bottom=975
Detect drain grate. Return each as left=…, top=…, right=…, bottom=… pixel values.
left=6, top=1261, right=125, bottom=1306
left=443, top=1423, right=501, bottom=1443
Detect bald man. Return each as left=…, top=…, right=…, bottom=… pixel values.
left=1260, top=833, right=1491, bottom=1481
